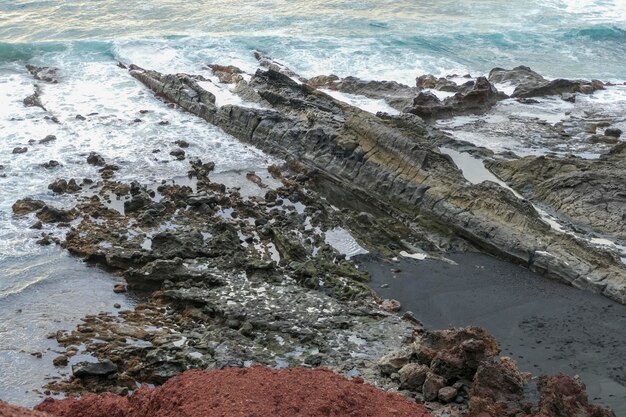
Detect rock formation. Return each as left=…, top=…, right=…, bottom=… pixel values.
left=127, top=63, right=626, bottom=303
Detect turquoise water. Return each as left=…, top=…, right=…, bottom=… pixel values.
left=1, top=0, right=625, bottom=82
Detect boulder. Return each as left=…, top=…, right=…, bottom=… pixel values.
left=398, top=363, right=429, bottom=390
left=52, top=355, right=68, bottom=367
left=12, top=198, right=46, bottom=216
left=39, top=135, right=57, bottom=144
left=86, top=152, right=106, bottom=166
left=41, top=160, right=61, bottom=169
left=489, top=66, right=604, bottom=98
left=488, top=66, right=546, bottom=86
left=407, top=77, right=507, bottom=119
left=378, top=347, right=413, bottom=376
left=604, top=127, right=622, bottom=138
left=422, top=372, right=446, bottom=401
left=536, top=374, right=616, bottom=417
left=381, top=299, right=402, bottom=312
left=36, top=206, right=76, bottom=223
left=469, top=357, right=530, bottom=417
left=12, top=147, right=27, bottom=154
left=438, top=386, right=458, bottom=403
left=72, top=360, right=118, bottom=378
left=170, top=148, right=186, bottom=160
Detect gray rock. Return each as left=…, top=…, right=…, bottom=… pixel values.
left=39, top=135, right=57, bottom=144
left=130, top=65, right=626, bottom=304
left=407, top=77, right=507, bottom=119
left=87, top=152, right=106, bottom=166
left=72, top=360, right=117, bottom=378
left=12, top=147, right=27, bottom=154
left=170, top=148, right=186, bottom=160
left=422, top=372, right=446, bottom=401
left=438, top=386, right=458, bottom=403
left=398, top=363, right=429, bottom=390
left=378, top=347, right=413, bottom=376
left=604, top=127, right=622, bottom=138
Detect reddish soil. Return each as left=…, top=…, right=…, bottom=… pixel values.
left=0, top=401, right=49, bottom=417
left=34, top=367, right=433, bottom=417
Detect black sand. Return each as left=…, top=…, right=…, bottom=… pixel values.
left=360, top=252, right=626, bottom=415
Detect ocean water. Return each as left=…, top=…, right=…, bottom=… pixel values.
left=0, top=0, right=625, bottom=82
left=0, top=0, right=626, bottom=409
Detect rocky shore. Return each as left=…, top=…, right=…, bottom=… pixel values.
left=3, top=59, right=625, bottom=416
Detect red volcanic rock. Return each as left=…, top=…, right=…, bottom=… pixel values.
left=536, top=374, right=616, bottom=417
left=0, top=400, right=50, bottom=417
left=37, top=367, right=433, bottom=417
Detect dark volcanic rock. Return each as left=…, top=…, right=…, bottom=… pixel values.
left=87, top=152, right=106, bottom=166
left=41, top=160, right=61, bottom=169
left=124, top=258, right=225, bottom=289
left=488, top=66, right=604, bottom=98
left=129, top=64, right=626, bottom=303
left=604, top=127, right=622, bottom=138
left=308, top=74, right=419, bottom=112
left=23, top=86, right=46, bottom=110
left=208, top=64, right=244, bottom=83
left=72, top=360, right=118, bottom=378
left=39, top=135, right=57, bottom=144
left=170, top=148, right=185, bottom=160
left=488, top=65, right=547, bottom=87
left=48, top=179, right=81, bottom=194
left=26, top=64, right=58, bottom=83
left=12, top=147, right=28, bottom=154
left=407, top=77, right=507, bottom=119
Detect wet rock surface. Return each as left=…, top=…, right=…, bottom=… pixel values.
left=129, top=62, right=626, bottom=303
left=488, top=66, right=604, bottom=99
left=407, top=77, right=507, bottom=119
left=489, top=144, right=626, bottom=242
left=6, top=57, right=622, bottom=417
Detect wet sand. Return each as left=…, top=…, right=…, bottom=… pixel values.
left=359, top=252, right=626, bottom=415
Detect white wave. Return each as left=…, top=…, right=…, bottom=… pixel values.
left=319, top=88, right=400, bottom=115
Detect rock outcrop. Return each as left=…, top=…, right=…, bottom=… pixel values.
left=489, top=143, right=626, bottom=242
left=488, top=65, right=604, bottom=98
left=308, top=74, right=418, bottom=111
left=128, top=64, right=626, bottom=303
left=379, top=327, right=615, bottom=417
left=406, top=77, right=507, bottom=118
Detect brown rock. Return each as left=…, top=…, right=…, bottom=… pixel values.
left=12, top=198, right=46, bottom=216
left=398, top=363, right=429, bottom=390
left=438, top=386, right=458, bottom=403
left=52, top=355, right=68, bottom=367
left=381, top=298, right=401, bottom=312
left=422, top=372, right=446, bottom=401
left=469, top=357, right=530, bottom=417
left=536, top=374, right=616, bottom=417
left=113, top=284, right=127, bottom=293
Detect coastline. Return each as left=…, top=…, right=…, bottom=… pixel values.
left=0, top=37, right=624, bottom=415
